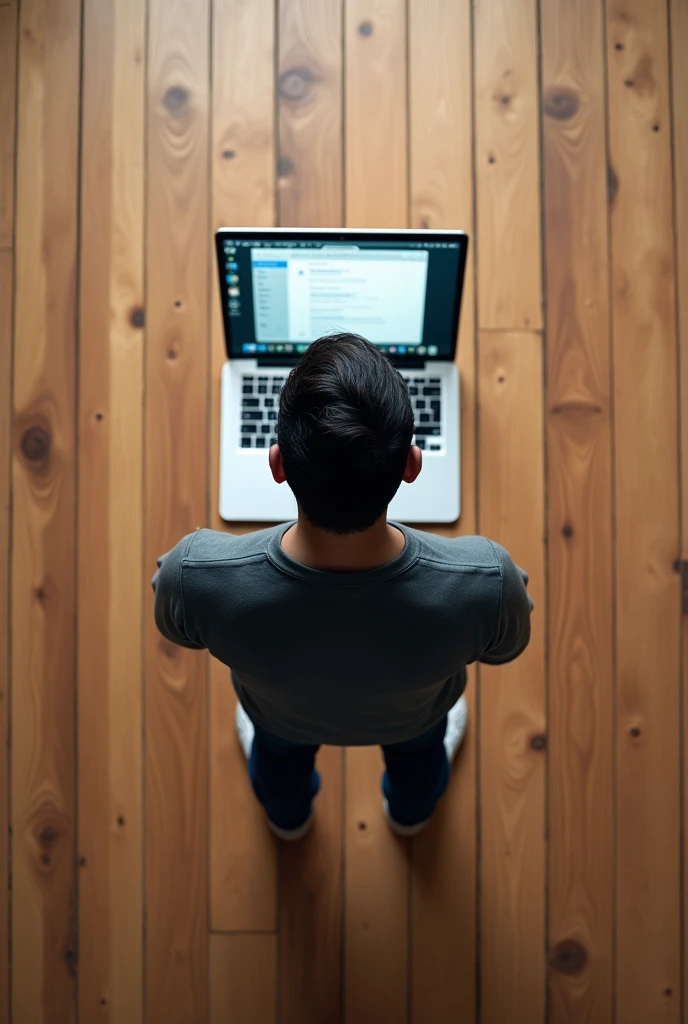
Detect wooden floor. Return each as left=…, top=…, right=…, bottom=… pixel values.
left=1, top=0, right=687, bottom=1021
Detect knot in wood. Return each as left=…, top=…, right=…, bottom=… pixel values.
left=530, top=734, right=547, bottom=751
left=543, top=87, right=579, bottom=121
left=129, top=306, right=145, bottom=328
left=163, top=85, right=190, bottom=117
left=20, top=425, right=50, bottom=464
left=279, top=67, right=316, bottom=102
left=278, top=156, right=295, bottom=178
left=549, top=939, right=588, bottom=975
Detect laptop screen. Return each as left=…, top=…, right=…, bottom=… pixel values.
left=215, top=229, right=469, bottom=362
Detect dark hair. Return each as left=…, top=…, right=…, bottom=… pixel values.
left=277, top=333, right=415, bottom=535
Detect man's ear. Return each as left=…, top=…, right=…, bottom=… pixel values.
left=403, top=445, right=422, bottom=484
left=269, top=444, right=287, bottom=484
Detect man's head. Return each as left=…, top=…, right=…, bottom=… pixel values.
left=269, top=333, right=421, bottom=535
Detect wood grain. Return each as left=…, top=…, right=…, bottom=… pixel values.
left=408, top=2, right=478, bottom=1020
left=145, top=1, right=210, bottom=1020
left=671, top=0, right=688, bottom=1014
left=607, top=3, right=681, bottom=1021
left=0, top=250, right=11, bottom=1024
left=11, top=0, right=80, bottom=1020
left=342, top=5, right=410, bottom=1020
left=479, top=331, right=546, bottom=1023
left=345, top=0, right=407, bottom=227
left=0, top=2, right=17, bottom=251
left=280, top=747, right=343, bottom=1024
left=278, top=0, right=343, bottom=226
left=273, top=6, right=346, bottom=1021
left=541, top=1, right=614, bottom=1020
left=209, top=0, right=278, bottom=934
left=344, top=747, right=409, bottom=1024
left=210, top=933, right=277, bottom=1024
left=78, top=0, right=145, bottom=1020
left=474, top=0, right=542, bottom=329
left=0, top=12, right=16, bottom=1021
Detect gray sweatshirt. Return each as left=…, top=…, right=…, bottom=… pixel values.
left=152, top=520, right=532, bottom=746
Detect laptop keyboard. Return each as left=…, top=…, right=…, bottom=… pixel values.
left=239, top=373, right=444, bottom=452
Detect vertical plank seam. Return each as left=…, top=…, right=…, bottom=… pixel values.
left=600, top=2, right=618, bottom=1020
left=5, top=4, right=21, bottom=1020
left=665, top=1, right=686, bottom=1018
left=206, top=0, right=214, bottom=1018
left=534, top=0, right=550, bottom=1020
left=340, top=0, right=346, bottom=229
left=141, top=0, right=151, bottom=1017
left=74, top=0, right=87, bottom=1009
left=340, top=747, right=346, bottom=1024
left=468, top=0, right=482, bottom=1015
left=273, top=8, right=282, bottom=1024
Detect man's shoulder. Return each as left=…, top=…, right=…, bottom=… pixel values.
left=181, top=525, right=278, bottom=566
left=406, top=528, right=501, bottom=573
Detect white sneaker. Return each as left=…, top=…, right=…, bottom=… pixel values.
left=235, top=703, right=314, bottom=841
left=384, top=695, right=468, bottom=837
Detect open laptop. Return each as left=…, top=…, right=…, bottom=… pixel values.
left=215, top=228, right=469, bottom=524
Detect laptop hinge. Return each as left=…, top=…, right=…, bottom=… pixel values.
left=255, top=358, right=295, bottom=369
left=390, top=358, right=427, bottom=370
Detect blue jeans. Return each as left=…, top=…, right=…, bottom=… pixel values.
left=248, top=715, right=451, bottom=831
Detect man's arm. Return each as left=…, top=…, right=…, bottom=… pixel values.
left=151, top=534, right=205, bottom=650
left=479, top=541, right=533, bottom=665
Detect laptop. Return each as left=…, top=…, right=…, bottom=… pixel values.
left=215, top=228, right=469, bottom=524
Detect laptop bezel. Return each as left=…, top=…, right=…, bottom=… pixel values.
left=215, top=227, right=469, bottom=365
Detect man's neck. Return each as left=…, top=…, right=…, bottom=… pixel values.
left=281, top=514, right=405, bottom=573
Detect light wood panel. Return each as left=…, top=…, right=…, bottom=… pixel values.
left=408, top=1, right=477, bottom=1020
left=474, top=0, right=542, bottom=329
left=0, top=2, right=16, bottom=251
left=345, top=0, right=407, bottom=227
left=607, top=3, right=681, bottom=1021
left=343, top=4, right=410, bottom=1021
left=0, top=9, right=16, bottom=1020
left=0, top=250, right=11, bottom=1024
left=672, top=0, right=688, bottom=1014
left=209, top=0, right=278, bottom=935
left=275, top=9, right=345, bottom=1022
left=78, top=0, right=145, bottom=1020
left=210, top=933, right=277, bottom=1024
left=11, top=0, right=80, bottom=1021
left=278, top=0, right=343, bottom=226
left=541, top=1, right=614, bottom=1020
left=145, top=1, right=210, bottom=1020
left=345, top=750, right=409, bottom=1024
left=479, top=331, right=546, bottom=1023
left=280, top=748, right=344, bottom=1024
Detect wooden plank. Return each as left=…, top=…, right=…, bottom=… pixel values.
left=342, top=4, right=410, bottom=1020
left=210, top=933, right=277, bottom=1024
left=0, top=2, right=17, bottom=250
left=209, top=0, right=278, bottom=935
left=0, top=11, right=16, bottom=1021
left=606, top=4, right=681, bottom=1021
left=274, top=5, right=345, bottom=1021
left=345, top=0, right=407, bottom=227
left=541, top=1, right=615, bottom=1020
left=478, top=331, right=546, bottom=1023
left=11, top=0, right=80, bottom=1021
left=0, top=250, right=11, bottom=1024
left=473, top=0, right=542, bottom=329
left=278, top=0, right=343, bottom=226
left=280, top=748, right=343, bottom=1024
left=145, top=1, right=209, bottom=1021
left=671, top=0, right=688, bottom=1016
left=407, top=2, right=477, bottom=1020
left=77, top=0, right=145, bottom=1020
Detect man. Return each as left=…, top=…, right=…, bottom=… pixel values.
left=152, top=333, right=532, bottom=840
